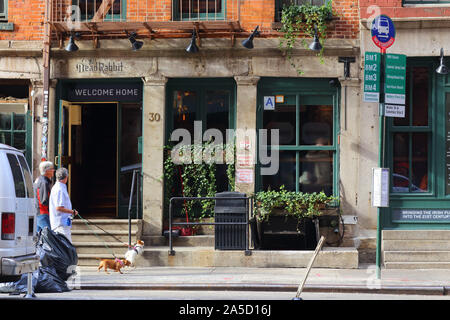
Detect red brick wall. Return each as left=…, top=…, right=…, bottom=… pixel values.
left=0, top=0, right=360, bottom=41
left=0, top=0, right=45, bottom=40
left=360, top=0, right=450, bottom=19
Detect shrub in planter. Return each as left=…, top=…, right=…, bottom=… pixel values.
left=253, top=186, right=336, bottom=249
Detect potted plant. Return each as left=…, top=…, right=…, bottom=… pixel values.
left=253, top=186, right=336, bottom=250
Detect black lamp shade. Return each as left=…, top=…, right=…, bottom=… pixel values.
left=65, top=35, right=79, bottom=52
left=436, top=48, right=449, bottom=75
left=242, top=25, right=260, bottom=49
left=186, top=29, right=199, bottom=53
left=128, top=32, right=143, bottom=51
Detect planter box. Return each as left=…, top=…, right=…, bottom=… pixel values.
left=254, top=215, right=318, bottom=250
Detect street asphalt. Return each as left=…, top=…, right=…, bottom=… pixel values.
left=69, top=263, right=450, bottom=296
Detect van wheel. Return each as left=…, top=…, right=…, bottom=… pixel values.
left=0, top=275, right=21, bottom=283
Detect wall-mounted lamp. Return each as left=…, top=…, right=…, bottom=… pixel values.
left=436, top=48, right=449, bottom=75
left=65, top=33, right=79, bottom=52
left=186, top=29, right=199, bottom=53
left=242, top=25, right=260, bottom=49
left=128, top=32, right=144, bottom=51
left=309, top=25, right=322, bottom=52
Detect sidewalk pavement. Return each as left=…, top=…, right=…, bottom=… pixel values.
left=73, top=264, right=450, bottom=295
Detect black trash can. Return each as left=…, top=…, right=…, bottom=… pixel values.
left=214, top=191, right=247, bottom=250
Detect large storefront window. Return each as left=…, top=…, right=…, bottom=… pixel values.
left=258, top=79, right=338, bottom=197
left=391, top=66, right=430, bottom=194
left=166, top=79, right=236, bottom=196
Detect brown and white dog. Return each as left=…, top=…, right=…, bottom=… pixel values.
left=124, top=240, right=144, bottom=268
left=97, top=258, right=131, bottom=274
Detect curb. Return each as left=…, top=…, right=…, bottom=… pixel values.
left=78, top=283, right=446, bottom=295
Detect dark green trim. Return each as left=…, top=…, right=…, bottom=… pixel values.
left=0, top=111, right=31, bottom=165
left=256, top=77, right=340, bottom=198
left=383, top=57, right=450, bottom=229
left=0, top=0, right=7, bottom=22
left=172, top=0, right=226, bottom=21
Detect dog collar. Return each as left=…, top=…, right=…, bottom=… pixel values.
left=115, top=258, right=124, bottom=266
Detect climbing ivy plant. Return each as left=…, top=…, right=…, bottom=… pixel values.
left=278, top=1, right=334, bottom=75
left=163, top=142, right=236, bottom=221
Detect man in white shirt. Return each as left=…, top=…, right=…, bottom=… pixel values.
left=49, top=167, right=78, bottom=243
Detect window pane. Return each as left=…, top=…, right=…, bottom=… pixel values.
left=412, top=133, right=428, bottom=192
left=179, top=0, right=222, bottom=14
left=78, top=0, right=122, bottom=17
left=412, top=67, right=429, bottom=126
left=13, top=113, right=25, bottom=130
left=0, top=113, right=11, bottom=129
left=300, top=104, right=333, bottom=146
left=299, top=150, right=333, bottom=196
left=392, top=133, right=410, bottom=192
left=18, top=155, right=34, bottom=198
left=0, top=131, right=11, bottom=145
left=173, top=90, right=197, bottom=138
left=394, top=67, right=411, bottom=126
left=6, top=153, right=26, bottom=198
left=13, top=132, right=26, bottom=152
left=206, top=90, right=230, bottom=140
left=263, top=95, right=296, bottom=146
left=262, top=151, right=296, bottom=191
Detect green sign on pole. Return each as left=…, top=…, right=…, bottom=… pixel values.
left=384, top=53, right=406, bottom=105
left=363, top=52, right=381, bottom=103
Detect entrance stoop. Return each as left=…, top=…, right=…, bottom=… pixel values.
left=383, top=230, right=450, bottom=269
left=140, top=235, right=359, bottom=269
left=72, top=219, right=142, bottom=266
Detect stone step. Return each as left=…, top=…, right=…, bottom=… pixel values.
left=139, top=247, right=358, bottom=268
left=71, top=230, right=138, bottom=243
left=72, top=242, right=131, bottom=255
left=142, top=235, right=214, bottom=247
left=383, top=239, right=450, bottom=251
left=72, top=219, right=140, bottom=232
left=384, top=262, right=450, bottom=269
left=384, top=251, right=450, bottom=262
left=383, top=230, right=450, bottom=240
left=76, top=246, right=358, bottom=268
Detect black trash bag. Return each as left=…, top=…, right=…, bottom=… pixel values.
left=13, top=267, right=70, bottom=293
left=37, top=228, right=78, bottom=281
left=12, top=228, right=78, bottom=294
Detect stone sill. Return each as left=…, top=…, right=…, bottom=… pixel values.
left=361, top=16, right=450, bottom=29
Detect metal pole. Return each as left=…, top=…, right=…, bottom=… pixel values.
left=376, top=51, right=386, bottom=280
left=169, top=198, right=174, bottom=255
left=128, top=170, right=136, bottom=247
left=24, top=272, right=35, bottom=298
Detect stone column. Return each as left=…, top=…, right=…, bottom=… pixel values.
left=233, top=76, right=260, bottom=196
left=142, top=75, right=168, bottom=236
left=30, top=79, right=43, bottom=178
left=48, top=79, right=58, bottom=166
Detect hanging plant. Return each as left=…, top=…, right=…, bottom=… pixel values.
left=278, top=1, right=334, bottom=75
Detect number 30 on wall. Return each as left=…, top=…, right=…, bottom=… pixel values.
left=148, top=112, right=161, bottom=122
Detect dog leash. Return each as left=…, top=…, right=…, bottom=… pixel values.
left=75, top=213, right=130, bottom=260
left=76, top=213, right=132, bottom=248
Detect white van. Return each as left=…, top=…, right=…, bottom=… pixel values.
left=0, top=143, right=39, bottom=282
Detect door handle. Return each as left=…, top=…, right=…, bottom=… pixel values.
left=55, top=156, right=60, bottom=167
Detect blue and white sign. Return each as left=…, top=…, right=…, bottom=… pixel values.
left=264, top=96, right=275, bottom=110
left=371, top=15, right=395, bottom=51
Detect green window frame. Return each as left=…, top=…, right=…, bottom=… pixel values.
left=0, top=0, right=7, bottom=21
left=256, top=78, right=340, bottom=198
left=172, top=0, right=226, bottom=21
left=0, top=111, right=32, bottom=166
left=72, top=0, right=126, bottom=22
left=387, top=61, right=433, bottom=196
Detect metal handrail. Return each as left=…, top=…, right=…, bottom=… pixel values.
left=168, top=196, right=253, bottom=256
left=126, top=168, right=141, bottom=247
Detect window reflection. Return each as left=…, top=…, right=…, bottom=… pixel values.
left=300, top=105, right=333, bottom=146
